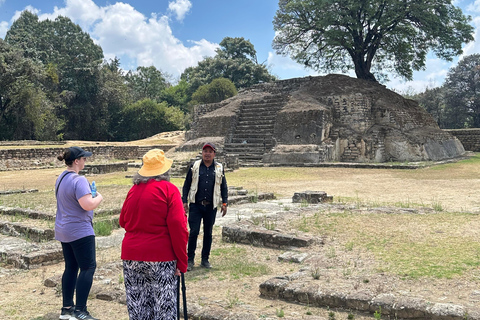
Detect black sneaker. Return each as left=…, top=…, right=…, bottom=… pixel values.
left=201, top=260, right=212, bottom=269
left=70, top=309, right=98, bottom=320
left=59, top=307, right=74, bottom=320
left=187, top=260, right=194, bottom=271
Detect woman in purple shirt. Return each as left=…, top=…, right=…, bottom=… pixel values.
left=55, top=147, right=103, bottom=320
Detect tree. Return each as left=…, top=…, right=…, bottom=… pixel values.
left=181, top=37, right=276, bottom=93
left=118, top=99, right=184, bottom=141
left=97, top=58, right=130, bottom=140
left=191, top=78, right=237, bottom=104
left=413, top=86, right=449, bottom=128
left=160, top=79, right=191, bottom=113
left=443, top=54, right=480, bottom=128
left=5, top=12, right=105, bottom=140
left=125, top=66, right=170, bottom=102
left=273, top=0, right=474, bottom=82
left=0, top=39, right=61, bottom=140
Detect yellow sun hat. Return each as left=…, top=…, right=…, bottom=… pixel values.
left=138, top=149, right=173, bottom=177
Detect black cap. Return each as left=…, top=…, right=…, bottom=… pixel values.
left=202, top=142, right=216, bottom=152
left=66, top=146, right=93, bottom=161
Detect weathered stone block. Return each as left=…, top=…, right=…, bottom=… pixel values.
left=292, top=191, right=333, bottom=203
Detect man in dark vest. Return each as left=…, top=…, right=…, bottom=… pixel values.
left=182, top=142, right=228, bottom=271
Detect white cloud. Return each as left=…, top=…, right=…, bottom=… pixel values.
left=37, top=0, right=103, bottom=30
left=467, top=0, right=480, bottom=12
left=168, top=0, right=192, bottom=21
left=12, top=5, right=39, bottom=22
left=90, top=2, right=216, bottom=75
left=0, top=21, right=7, bottom=39
left=462, top=14, right=480, bottom=56
left=267, top=52, right=322, bottom=79
left=3, top=0, right=216, bottom=77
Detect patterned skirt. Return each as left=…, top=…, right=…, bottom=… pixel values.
left=123, top=260, right=178, bottom=320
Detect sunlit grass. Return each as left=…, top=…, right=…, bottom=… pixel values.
left=188, top=245, right=271, bottom=281
left=291, top=210, right=480, bottom=279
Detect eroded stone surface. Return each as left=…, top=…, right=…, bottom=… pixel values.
left=184, top=74, right=465, bottom=164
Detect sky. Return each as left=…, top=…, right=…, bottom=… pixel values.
left=0, top=0, right=480, bottom=93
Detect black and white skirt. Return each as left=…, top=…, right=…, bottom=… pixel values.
left=123, top=260, right=178, bottom=320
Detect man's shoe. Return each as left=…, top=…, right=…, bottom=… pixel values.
left=187, top=260, right=194, bottom=271
left=69, top=309, right=98, bottom=320
left=201, top=260, right=212, bottom=269
left=59, top=307, right=74, bottom=320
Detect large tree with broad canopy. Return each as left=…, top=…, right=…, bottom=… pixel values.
left=273, top=0, right=474, bottom=82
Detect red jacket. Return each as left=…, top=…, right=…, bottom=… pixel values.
left=120, top=179, right=188, bottom=273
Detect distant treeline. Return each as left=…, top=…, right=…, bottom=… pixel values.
left=0, top=11, right=276, bottom=141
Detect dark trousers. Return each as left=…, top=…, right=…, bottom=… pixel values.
left=61, top=235, right=96, bottom=311
left=187, top=203, right=217, bottom=262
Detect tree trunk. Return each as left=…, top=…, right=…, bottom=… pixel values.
left=352, top=54, right=377, bottom=82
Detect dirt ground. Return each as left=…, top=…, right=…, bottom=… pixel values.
left=1, top=136, right=480, bottom=319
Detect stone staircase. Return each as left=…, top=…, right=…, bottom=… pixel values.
left=224, top=94, right=286, bottom=165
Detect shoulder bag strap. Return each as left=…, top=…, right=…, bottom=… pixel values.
left=55, top=171, right=73, bottom=198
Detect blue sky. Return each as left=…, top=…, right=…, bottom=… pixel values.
left=0, top=0, right=479, bottom=93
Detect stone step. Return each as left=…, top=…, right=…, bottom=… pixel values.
left=224, top=150, right=266, bottom=156
left=235, top=125, right=275, bottom=131
left=240, top=99, right=285, bottom=106
left=237, top=119, right=276, bottom=126
left=230, top=139, right=274, bottom=145
left=259, top=275, right=480, bottom=320
left=222, top=224, right=316, bottom=249
left=0, top=228, right=126, bottom=269
left=238, top=115, right=277, bottom=121
left=238, top=161, right=264, bottom=166
left=225, top=143, right=273, bottom=149
left=233, top=154, right=264, bottom=160
left=0, top=214, right=120, bottom=242
left=239, top=108, right=282, bottom=115
left=0, top=219, right=55, bottom=242
left=0, top=206, right=55, bottom=221
left=230, top=133, right=274, bottom=138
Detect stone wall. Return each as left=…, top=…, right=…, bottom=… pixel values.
left=445, top=129, right=480, bottom=152
left=0, top=145, right=175, bottom=170
left=184, top=74, right=466, bottom=163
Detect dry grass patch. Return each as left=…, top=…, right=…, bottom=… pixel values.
left=290, top=208, right=480, bottom=279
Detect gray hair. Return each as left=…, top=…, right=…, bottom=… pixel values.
left=132, top=170, right=171, bottom=185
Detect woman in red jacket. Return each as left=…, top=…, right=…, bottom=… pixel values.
left=120, top=149, right=188, bottom=320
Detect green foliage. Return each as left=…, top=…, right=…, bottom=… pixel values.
left=414, top=54, right=480, bottom=129
left=209, top=246, right=270, bottom=279
left=93, top=220, right=115, bottom=236
left=273, top=0, right=474, bottom=82
left=413, top=86, right=449, bottom=128
left=191, top=78, right=237, bottom=104
left=125, top=66, right=169, bottom=102
left=276, top=308, right=285, bottom=318
left=0, top=39, right=62, bottom=140
left=160, top=79, right=191, bottom=113
left=118, top=99, right=184, bottom=141
left=181, top=37, right=276, bottom=93
left=444, top=54, right=480, bottom=128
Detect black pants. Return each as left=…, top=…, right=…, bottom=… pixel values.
left=187, top=203, right=217, bottom=262
left=61, top=235, right=96, bottom=311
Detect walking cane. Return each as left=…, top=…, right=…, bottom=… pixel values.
left=177, top=273, right=188, bottom=319
left=181, top=273, right=188, bottom=320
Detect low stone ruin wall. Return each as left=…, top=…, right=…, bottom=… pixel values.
left=0, top=145, right=175, bottom=170
left=445, top=129, right=480, bottom=152
left=80, top=162, right=128, bottom=175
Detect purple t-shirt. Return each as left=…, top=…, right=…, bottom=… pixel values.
left=55, top=170, right=94, bottom=242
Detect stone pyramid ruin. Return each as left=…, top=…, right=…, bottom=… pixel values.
left=181, top=74, right=465, bottom=165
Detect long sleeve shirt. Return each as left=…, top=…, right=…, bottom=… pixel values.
left=120, top=179, right=189, bottom=273
left=182, top=160, right=228, bottom=204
